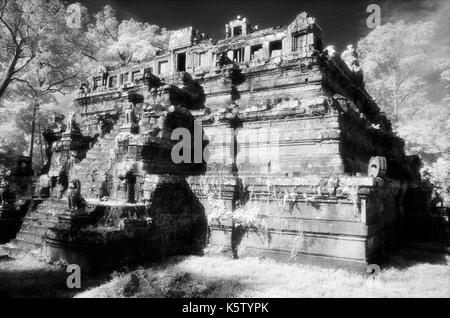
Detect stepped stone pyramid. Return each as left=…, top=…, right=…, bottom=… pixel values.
left=0, top=12, right=430, bottom=272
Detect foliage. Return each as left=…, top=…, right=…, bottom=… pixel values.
left=75, top=252, right=449, bottom=298
left=423, top=155, right=450, bottom=200
left=0, top=1, right=171, bottom=173
left=0, top=120, right=27, bottom=172
left=358, top=20, right=450, bottom=200
left=0, top=251, right=447, bottom=298
left=0, top=0, right=85, bottom=103
left=358, top=21, right=441, bottom=124
left=78, top=5, right=170, bottom=67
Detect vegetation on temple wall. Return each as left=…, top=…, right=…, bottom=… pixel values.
left=198, top=175, right=364, bottom=259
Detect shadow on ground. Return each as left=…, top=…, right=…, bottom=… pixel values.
left=0, top=256, right=108, bottom=298
left=75, top=255, right=244, bottom=298
left=0, top=243, right=447, bottom=298
left=0, top=255, right=244, bottom=298
left=379, top=240, right=448, bottom=271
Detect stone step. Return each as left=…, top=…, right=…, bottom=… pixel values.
left=16, top=231, right=47, bottom=245
left=32, top=203, right=65, bottom=212
left=10, top=238, right=41, bottom=253
left=19, top=224, right=50, bottom=236
left=0, top=246, right=10, bottom=260
left=95, top=142, right=114, bottom=148
left=22, top=215, right=58, bottom=227
left=23, top=213, right=54, bottom=222
left=6, top=244, right=42, bottom=259
left=34, top=203, right=67, bottom=212
left=83, top=160, right=110, bottom=167
left=7, top=198, right=65, bottom=255
left=38, top=199, right=68, bottom=207
left=79, top=164, right=111, bottom=172
left=5, top=127, right=121, bottom=257
left=4, top=246, right=19, bottom=258
left=25, top=208, right=58, bottom=216
left=85, top=151, right=111, bottom=157
left=77, top=129, right=119, bottom=162
left=22, top=216, right=58, bottom=225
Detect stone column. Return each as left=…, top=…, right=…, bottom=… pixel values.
left=225, top=24, right=231, bottom=38
left=244, top=46, right=251, bottom=62
left=262, top=41, right=270, bottom=59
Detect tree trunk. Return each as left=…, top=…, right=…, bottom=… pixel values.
left=29, top=104, right=38, bottom=171
left=38, top=120, right=44, bottom=167
left=391, top=68, right=399, bottom=131
left=0, top=44, right=21, bottom=102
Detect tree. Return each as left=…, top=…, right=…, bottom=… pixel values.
left=0, top=121, right=27, bottom=172
left=0, top=2, right=172, bottom=103
left=16, top=104, right=53, bottom=167
left=358, top=20, right=450, bottom=201
left=79, top=5, right=171, bottom=67
left=0, top=2, right=172, bottom=173
left=357, top=21, right=438, bottom=127
left=0, top=0, right=88, bottom=104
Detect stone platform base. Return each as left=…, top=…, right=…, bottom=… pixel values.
left=208, top=224, right=391, bottom=275
left=213, top=245, right=375, bottom=274
left=45, top=233, right=196, bottom=272
left=44, top=178, right=207, bottom=272
left=190, top=175, right=402, bottom=273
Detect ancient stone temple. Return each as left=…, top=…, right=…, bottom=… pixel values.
left=0, top=13, right=429, bottom=272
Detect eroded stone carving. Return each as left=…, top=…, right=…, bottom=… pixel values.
left=65, top=111, right=77, bottom=134
left=0, top=179, right=13, bottom=207
left=67, top=179, right=87, bottom=210
left=124, top=171, right=137, bottom=204
left=98, top=171, right=113, bottom=201
left=368, top=156, right=387, bottom=178
left=78, top=82, right=90, bottom=97
left=323, top=45, right=338, bottom=59
left=341, top=44, right=363, bottom=82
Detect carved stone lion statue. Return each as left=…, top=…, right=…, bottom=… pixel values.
left=67, top=179, right=87, bottom=211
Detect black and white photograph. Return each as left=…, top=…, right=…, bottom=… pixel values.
left=0, top=0, right=448, bottom=302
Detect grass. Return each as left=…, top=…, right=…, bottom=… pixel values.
left=75, top=249, right=449, bottom=298
left=0, top=254, right=110, bottom=298
left=0, top=254, right=73, bottom=298
left=1, top=245, right=448, bottom=298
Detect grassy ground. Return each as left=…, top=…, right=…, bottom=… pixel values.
left=0, top=254, right=109, bottom=298
left=0, top=247, right=448, bottom=298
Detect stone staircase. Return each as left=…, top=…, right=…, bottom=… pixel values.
left=1, top=121, right=124, bottom=258
left=4, top=199, right=66, bottom=257
left=72, top=125, right=122, bottom=200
